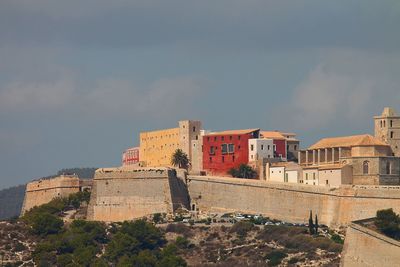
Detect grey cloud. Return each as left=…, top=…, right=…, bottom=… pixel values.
left=0, top=1, right=399, bottom=51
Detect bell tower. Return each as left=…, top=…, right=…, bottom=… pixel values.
left=374, top=107, right=400, bottom=156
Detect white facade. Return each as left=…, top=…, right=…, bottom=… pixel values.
left=248, top=138, right=274, bottom=162
left=269, top=166, right=285, bottom=182
left=303, top=168, right=319, bottom=185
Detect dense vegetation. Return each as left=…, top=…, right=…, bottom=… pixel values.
left=374, top=208, right=400, bottom=240
left=0, top=168, right=97, bottom=220
left=228, top=164, right=257, bottom=179
left=19, top=193, right=187, bottom=267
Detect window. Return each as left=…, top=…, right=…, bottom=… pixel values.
left=363, top=161, right=369, bottom=175
left=221, top=144, right=228, bottom=154
left=313, top=173, right=316, bottom=180
left=228, top=144, right=234, bottom=153
left=285, top=173, right=288, bottom=182
left=326, top=180, right=328, bottom=185
left=221, top=136, right=224, bottom=141
left=386, top=161, right=392, bottom=175
left=381, top=120, right=383, bottom=128
left=238, top=136, right=241, bottom=140
left=238, top=145, right=241, bottom=150
left=207, top=137, right=210, bottom=141
left=391, top=131, right=394, bottom=139
left=230, top=136, right=233, bottom=140
left=232, top=155, right=235, bottom=162
left=306, top=173, right=308, bottom=180
left=384, top=121, right=386, bottom=127
left=294, top=145, right=297, bottom=150
left=251, top=144, right=254, bottom=151
left=196, top=135, right=198, bottom=140
left=268, top=145, right=270, bottom=150
left=222, top=156, right=225, bottom=163
left=273, top=145, right=276, bottom=152
left=214, top=137, right=217, bottom=141
left=391, top=120, right=393, bottom=128
left=209, top=157, right=212, bottom=163
left=209, top=146, right=215, bottom=155
left=287, top=145, right=289, bottom=151
left=261, top=145, right=264, bottom=150
left=193, top=126, right=196, bottom=132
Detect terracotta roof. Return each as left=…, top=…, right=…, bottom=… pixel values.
left=318, top=164, right=348, bottom=170
left=260, top=131, right=286, bottom=140
left=308, top=134, right=389, bottom=150
left=208, top=128, right=260, bottom=136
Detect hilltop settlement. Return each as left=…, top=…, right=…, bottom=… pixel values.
left=16, top=107, right=400, bottom=266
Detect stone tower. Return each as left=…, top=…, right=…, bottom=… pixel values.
left=179, top=120, right=202, bottom=168
left=374, top=107, right=400, bottom=156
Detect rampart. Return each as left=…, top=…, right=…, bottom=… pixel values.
left=21, top=175, right=81, bottom=215
left=341, top=220, right=400, bottom=266
left=187, top=176, right=400, bottom=227
left=87, top=167, right=189, bottom=222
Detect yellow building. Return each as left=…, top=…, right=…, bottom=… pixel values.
left=139, top=120, right=202, bottom=168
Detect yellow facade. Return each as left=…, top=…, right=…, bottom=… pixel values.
left=140, top=127, right=180, bottom=167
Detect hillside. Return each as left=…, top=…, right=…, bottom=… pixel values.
left=0, top=168, right=97, bottom=220
left=0, top=194, right=344, bottom=267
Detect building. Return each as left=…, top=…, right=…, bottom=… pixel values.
left=299, top=134, right=400, bottom=185
left=139, top=120, right=202, bottom=168
left=267, top=161, right=302, bottom=183
left=374, top=107, right=400, bottom=157
left=122, top=147, right=140, bottom=166
left=202, top=129, right=260, bottom=175
left=248, top=138, right=274, bottom=162
left=281, top=132, right=300, bottom=161
left=260, top=131, right=287, bottom=160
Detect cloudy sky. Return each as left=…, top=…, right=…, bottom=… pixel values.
left=1, top=0, right=400, bottom=189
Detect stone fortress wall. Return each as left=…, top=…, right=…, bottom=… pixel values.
left=341, top=221, right=400, bottom=266
left=21, top=175, right=81, bottom=215
left=187, top=175, right=400, bottom=228
left=87, top=167, right=189, bottom=222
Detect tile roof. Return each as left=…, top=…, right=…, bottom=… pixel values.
left=308, top=134, right=389, bottom=150
left=260, top=131, right=286, bottom=140
left=208, top=128, right=260, bottom=136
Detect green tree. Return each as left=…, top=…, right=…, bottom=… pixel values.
left=315, top=214, right=319, bottom=235
left=171, top=149, right=190, bottom=170
left=31, top=212, right=64, bottom=236
left=308, top=210, right=314, bottom=235
left=228, top=164, right=257, bottom=179
left=153, top=213, right=163, bottom=224
left=375, top=208, right=400, bottom=239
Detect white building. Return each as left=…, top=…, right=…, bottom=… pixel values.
left=248, top=138, right=274, bottom=162
left=267, top=162, right=302, bottom=183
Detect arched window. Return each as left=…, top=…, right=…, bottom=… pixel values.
left=384, top=121, right=386, bottom=127
left=386, top=162, right=391, bottom=175
left=363, top=161, right=369, bottom=175
left=381, top=120, right=383, bottom=128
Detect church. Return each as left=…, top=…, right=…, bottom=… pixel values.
left=297, top=107, right=400, bottom=186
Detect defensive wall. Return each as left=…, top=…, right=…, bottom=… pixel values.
left=87, top=167, right=189, bottom=222
left=187, top=176, right=400, bottom=227
left=21, top=175, right=81, bottom=215
left=341, top=220, right=400, bottom=266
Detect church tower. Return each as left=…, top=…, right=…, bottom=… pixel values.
left=374, top=107, right=400, bottom=156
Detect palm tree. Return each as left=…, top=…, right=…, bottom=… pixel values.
left=171, top=149, right=190, bottom=170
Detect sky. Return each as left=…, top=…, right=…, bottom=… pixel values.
left=1, top=0, right=400, bottom=189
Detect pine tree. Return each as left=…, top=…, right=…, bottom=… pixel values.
left=315, top=214, right=319, bottom=235
left=308, top=210, right=314, bottom=235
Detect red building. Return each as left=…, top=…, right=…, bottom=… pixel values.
left=203, top=129, right=260, bottom=175
left=122, top=147, right=140, bottom=166
left=260, top=131, right=287, bottom=159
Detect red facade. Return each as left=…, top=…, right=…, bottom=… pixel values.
left=273, top=139, right=287, bottom=159
left=203, top=130, right=260, bottom=175
left=122, top=147, right=140, bottom=166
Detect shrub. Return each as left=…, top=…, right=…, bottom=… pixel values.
left=14, top=242, right=26, bottom=252
left=265, top=250, right=287, bottom=266
left=165, top=223, right=192, bottom=237
left=331, top=234, right=344, bottom=244
left=230, top=221, right=254, bottom=238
